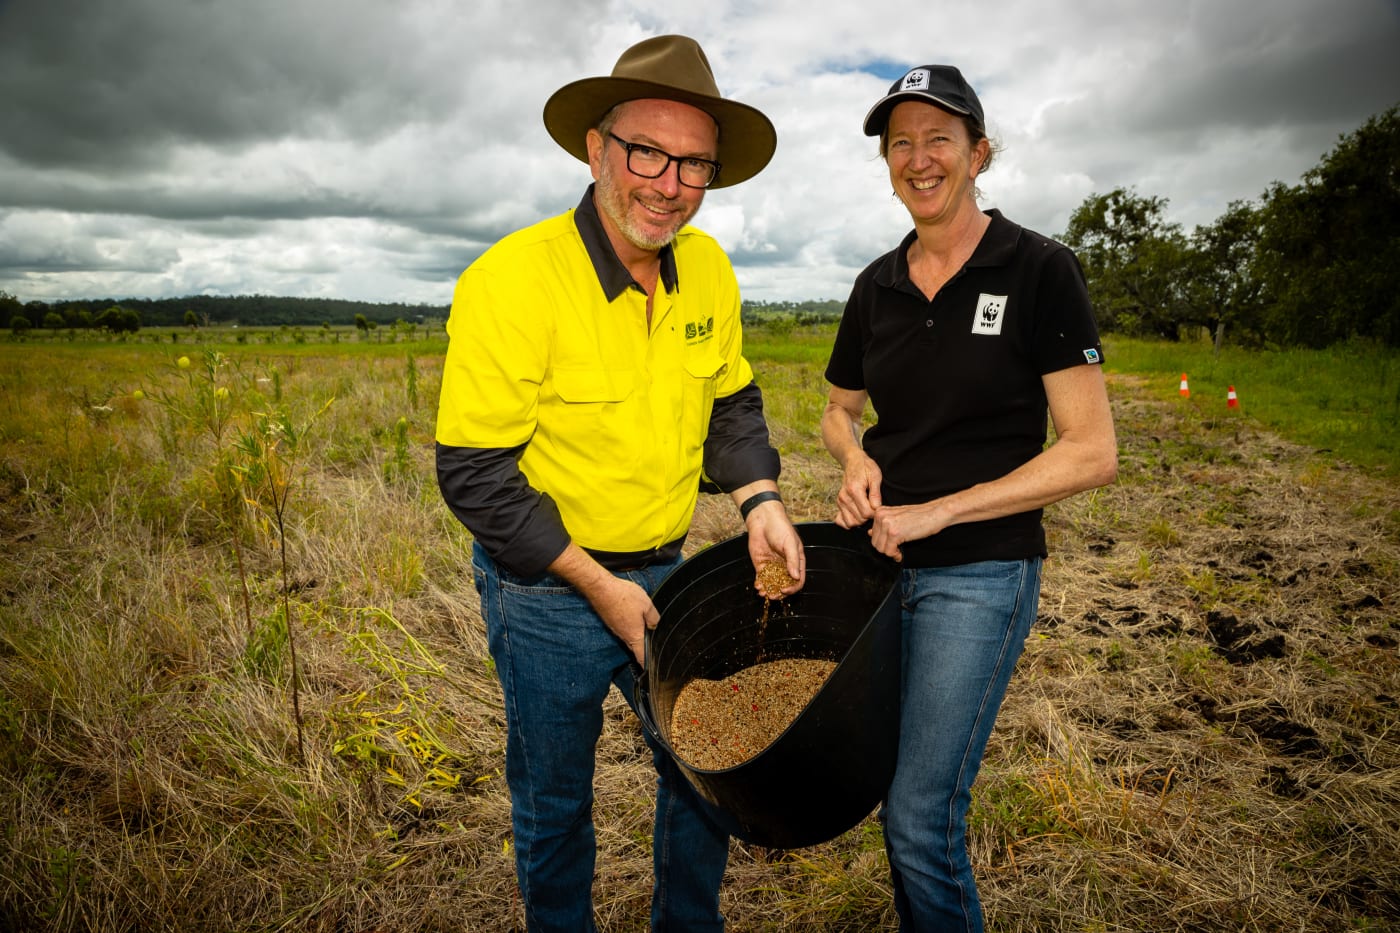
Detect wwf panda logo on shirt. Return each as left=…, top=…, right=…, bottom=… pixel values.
left=972, top=294, right=1007, bottom=336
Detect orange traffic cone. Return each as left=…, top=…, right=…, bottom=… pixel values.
left=1179, top=373, right=1190, bottom=397
left=1227, top=385, right=1239, bottom=409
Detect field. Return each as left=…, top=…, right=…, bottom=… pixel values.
left=1, top=330, right=1397, bottom=931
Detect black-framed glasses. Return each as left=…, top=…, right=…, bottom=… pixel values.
left=607, top=133, right=721, bottom=189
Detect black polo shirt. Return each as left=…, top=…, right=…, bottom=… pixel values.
left=824, top=210, right=1103, bottom=567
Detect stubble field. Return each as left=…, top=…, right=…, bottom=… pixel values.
left=0, top=335, right=1396, bottom=931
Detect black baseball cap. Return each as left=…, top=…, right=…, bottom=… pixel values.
left=862, top=64, right=984, bottom=136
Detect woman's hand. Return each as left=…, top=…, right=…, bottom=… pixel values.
left=822, top=387, right=883, bottom=530
left=835, top=452, right=883, bottom=529
left=866, top=500, right=949, bottom=561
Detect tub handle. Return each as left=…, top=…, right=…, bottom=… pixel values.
left=631, top=662, right=664, bottom=744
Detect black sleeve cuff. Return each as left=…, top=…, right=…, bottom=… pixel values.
left=703, top=381, right=781, bottom=492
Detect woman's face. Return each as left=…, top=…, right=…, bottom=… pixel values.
left=884, top=100, right=988, bottom=226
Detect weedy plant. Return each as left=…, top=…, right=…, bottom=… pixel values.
left=233, top=399, right=334, bottom=763
left=136, top=349, right=337, bottom=759
left=383, top=416, right=412, bottom=486
left=327, top=608, right=488, bottom=812
left=405, top=353, right=420, bottom=409
left=143, top=349, right=256, bottom=635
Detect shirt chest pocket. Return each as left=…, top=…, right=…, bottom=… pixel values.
left=553, top=367, right=635, bottom=404
left=680, top=353, right=726, bottom=447
left=684, top=354, right=726, bottom=384
left=684, top=354, right=727, bottom=403
left=550, top=367, right=637, bottom=447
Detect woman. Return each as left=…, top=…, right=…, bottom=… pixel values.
left=822, top=65, right=1118, bottom=932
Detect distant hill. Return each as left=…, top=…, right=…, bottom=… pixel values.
left=4, top=293, right=846, bottom=330
left=3, top=294, right=449, bottom=329
left=740, top=299, right=844, bottom=325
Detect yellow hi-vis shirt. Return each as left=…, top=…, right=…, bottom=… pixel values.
left=435, top=207, right=755, bottom=556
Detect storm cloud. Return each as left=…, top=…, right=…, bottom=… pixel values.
left=1, top=0, right=1396, bottom=305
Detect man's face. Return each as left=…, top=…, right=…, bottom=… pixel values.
left=587, top=99, right=719, bottom=254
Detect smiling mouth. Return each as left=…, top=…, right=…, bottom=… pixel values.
left=911, top=179, right=941, bottom=191
left=638, top=199, right=679, bottom=219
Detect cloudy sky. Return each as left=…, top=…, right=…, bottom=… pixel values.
left=1, top=0, right=1397, bottom=307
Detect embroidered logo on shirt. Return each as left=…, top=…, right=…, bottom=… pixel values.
left=685, top=317, right=714, bottom=342
left=1083, top=348, right=1101, bottom=364
left=972, top=294, right=1007, bottom=336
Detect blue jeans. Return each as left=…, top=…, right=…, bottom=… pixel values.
left=471, top=543, right=730, bottom=932
left=883, top=558, right=1042, bottom=933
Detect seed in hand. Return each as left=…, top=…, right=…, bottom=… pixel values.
left=756, top=559, right=797, bottom=598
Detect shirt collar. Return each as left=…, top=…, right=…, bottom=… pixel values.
left=879, top=208, right=1018, bottom=289
left=573, top=184, right=679, bottom=301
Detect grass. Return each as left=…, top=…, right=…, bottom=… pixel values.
left=1103, top=334, right=1400, bottom=480
left=740, top=325, right=1400, bottom=484
left=1, top=330, right=1398, bottom=931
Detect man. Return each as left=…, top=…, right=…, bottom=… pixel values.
left=435, top=35, right=806, bottom=932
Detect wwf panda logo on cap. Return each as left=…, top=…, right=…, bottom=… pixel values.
left=863, top=64, right=985, bottom=136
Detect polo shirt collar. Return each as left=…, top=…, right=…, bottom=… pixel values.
left=573, top=184, right=679, bottom=301
left=878, top=208, right=1018, bottom=290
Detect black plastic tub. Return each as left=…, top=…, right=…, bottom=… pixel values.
left=636, top=521, right=902, bottom=849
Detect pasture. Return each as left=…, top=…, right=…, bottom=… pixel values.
left=1, top=331, right=1396, bottom=931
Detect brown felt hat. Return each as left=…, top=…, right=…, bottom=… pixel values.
left=543, top=35, right=777, bottom=189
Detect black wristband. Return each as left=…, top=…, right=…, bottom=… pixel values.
left=739, top=490, right=783, bottom=520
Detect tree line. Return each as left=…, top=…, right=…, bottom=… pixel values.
left=5, top=105, right=1396, bottom=349
left=0, top=291, right=847, bottom=337
left=0, top=293, right=447, bottom=334
left=1059, top=105, right=1398, bottom=349
left=741, top=299, right=845, bottom=326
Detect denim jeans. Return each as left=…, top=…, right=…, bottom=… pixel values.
left=471, top=542, right=730, bottom=932
left=883, top=558, right=1042, bottom=933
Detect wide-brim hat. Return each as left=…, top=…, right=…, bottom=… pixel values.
left=543, top=34, right=777, bottom=189
left=863, top=64, right=985, bottom=137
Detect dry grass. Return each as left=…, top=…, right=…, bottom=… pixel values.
left=1, top=343, right=1396, bottom=932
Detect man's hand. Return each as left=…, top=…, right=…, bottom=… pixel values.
left=548, top=544, right=659, bottom=664
left=586, top=574, right=659, bottom=664
left=742, top=494, right=806, bottom=597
